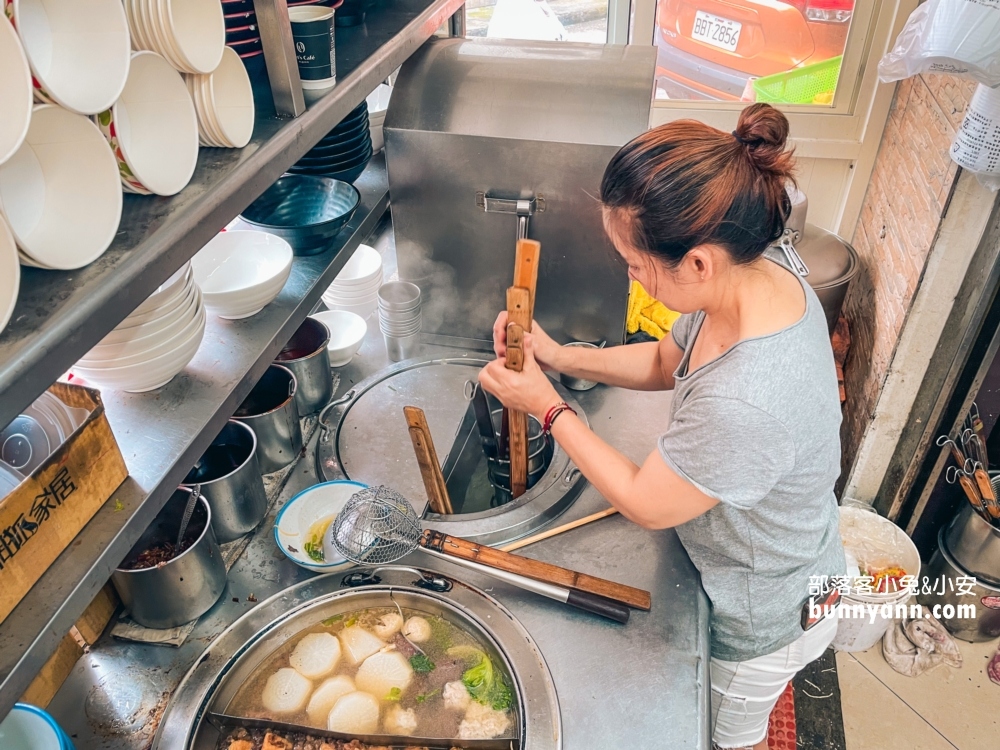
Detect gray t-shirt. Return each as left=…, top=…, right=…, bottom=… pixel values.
left=662, top=266, right=846, bottom=662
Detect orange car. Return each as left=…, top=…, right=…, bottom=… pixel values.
left=655, top=0, right=853, bottom=101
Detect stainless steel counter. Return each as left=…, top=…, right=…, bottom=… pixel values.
left=46, top=230, right=710, bottom=749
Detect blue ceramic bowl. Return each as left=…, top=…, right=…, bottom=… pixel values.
left=273, top=480, right=366, bottom=573
left=0, top=704, right=74, bottom=749
left=240, top=175, right=360, bottom=255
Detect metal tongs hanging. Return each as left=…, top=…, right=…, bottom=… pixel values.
left=938, top=404, right=1000, bottom=526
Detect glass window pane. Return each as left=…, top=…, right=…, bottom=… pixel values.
left=467, top=0, right=610, bottom=43
left=653, top=0, right=854, bottom=104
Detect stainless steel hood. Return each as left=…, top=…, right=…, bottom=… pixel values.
left=384, top=38, right=656, bottom=346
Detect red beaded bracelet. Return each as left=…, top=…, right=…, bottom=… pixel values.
left=542, top=402, right=576, bottom=434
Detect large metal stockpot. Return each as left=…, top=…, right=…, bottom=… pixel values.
left=152, top=566, right=561, bottom=749
left=316, top=356, right=589, bottom=545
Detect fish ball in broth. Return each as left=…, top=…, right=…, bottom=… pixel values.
left=402, top=616, right=431, bottom=643
left=261, top=668, right=312, bottom=714
left=327, top=691, right=380, bottom=734
left=289, top=632, right=342, bottom=679
left=373, top=612, right=404, bottom=640
left=443, top=680, right=471, bottom=711
left=459, top=701, right=511, bottom=740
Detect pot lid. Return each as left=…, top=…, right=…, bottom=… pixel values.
left=789, top=223, right=858, bottom=289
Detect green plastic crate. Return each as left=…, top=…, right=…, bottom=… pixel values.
left=752, top=56, right=842, bottom=105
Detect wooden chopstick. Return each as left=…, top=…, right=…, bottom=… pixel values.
left=499, top=508, right=619, bottom=552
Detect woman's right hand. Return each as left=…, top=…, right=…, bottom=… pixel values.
left=492, top=312, right=560, bottom=371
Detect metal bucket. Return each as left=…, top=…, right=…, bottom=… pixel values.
left=918, top=526, right=1000, bottom=642
left=274, top=317, right=333, bottom=415
left=111, top=488, right=228, bottom=629
left=487, top=410, right=552, bottom=505
left=944, top=497, right=1000, bottom=586
left=182, top=420, right=268, bottom=543
left=559, top=342, right=599, bottom=391
left=234, top=364, right=303, bottom=473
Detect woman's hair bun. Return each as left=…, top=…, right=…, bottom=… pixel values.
left=733, top=103, right=793, bottom=177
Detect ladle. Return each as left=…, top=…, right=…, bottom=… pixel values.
left=326, top=485, right=648, bottom=620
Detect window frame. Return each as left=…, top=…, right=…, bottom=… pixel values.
left=631, top=0, right=917, bottom=160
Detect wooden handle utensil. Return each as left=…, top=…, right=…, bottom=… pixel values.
left=403, top=406, right=454, bottom=515
left=958, top=473, right=988, bottom=519
left=500, top=508, right=620, bottom=552
left=421, top=529, right=652, bottom=610
left=974, top=467, right=1000, bottom=520
left=503, top=241, right=540, bottom=499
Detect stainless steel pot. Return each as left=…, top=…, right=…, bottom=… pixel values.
left=152, top=566, right=561, bottom=750
left=111, top=488, right=228, bottom=629
left=918, top=526, right=1000, bottom=642
left=234, top=364, right=303, bottom=473
left=274, top=317, right=333, bottom=415
left=559, top=342, right=599, bottom=391
left=182, top=420, right=268, bottom=543
left=944, top=500, right=1000, bottom=585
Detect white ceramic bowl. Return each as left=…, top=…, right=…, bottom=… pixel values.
left=97, top=51, right=198, bottom=196
left=0, top=104, right=122, bottom=270
left=82, top=289, right=202, bottom=364
left=0, top=703, right=67, bottom=750
left=0, top=214, right=19, bottom=334
left=273, top=480, right=365, bottom=573
left=324, top=279, right=383, bottom=303
left=333, top=244, right=382, bottom=284
left=191, top=230, right=293, bottom=319
left=0, top=15, right=32, bottom=166
left=310, top=310, right=367, bottom=367
left=158, top=0, right=224, bottom=74
left=201, top=46, right=253, bottom=148
left=72, top=305, right=205, bottom=392
left=323, top=296, right=377, bottom=320
left=124, top=263, right=191, bottom=321
left=100, top=279, right=197, bottom=346
left=8, top=0, right=131, bottom=115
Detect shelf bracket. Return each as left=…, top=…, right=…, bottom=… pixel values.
left=253, top=0, right=307, bottom=118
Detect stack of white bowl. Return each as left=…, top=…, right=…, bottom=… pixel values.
left=72, top=264, right=206, bottom=393
left=366, top=83, right=392, bottom=154
left=124, top=0, right=226, bottom=75
left=184, top=46, right=255, bottom=148
left=321, top=244, right=383, bottom=318
left=191, top=230, right=293, bottom=319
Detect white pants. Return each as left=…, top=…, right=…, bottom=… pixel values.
left=710, top=614, right=838, bottom=749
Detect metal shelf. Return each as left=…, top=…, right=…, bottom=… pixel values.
left=0, top=0, right=464, bottom=428
left=0, top=157, right=388, bottom=717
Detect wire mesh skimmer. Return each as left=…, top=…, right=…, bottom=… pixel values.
left=326, top=486, right=647, bottom=623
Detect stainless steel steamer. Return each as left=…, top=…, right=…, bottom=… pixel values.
left=315, top=356, right=589, bottom=545
left=152, top=566, right=560, bottom=749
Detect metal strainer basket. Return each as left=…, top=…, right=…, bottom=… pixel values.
left=326, top=485, right=423, bottom=564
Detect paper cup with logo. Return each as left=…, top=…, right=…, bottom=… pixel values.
left=289, top=6, right=335, bottom=91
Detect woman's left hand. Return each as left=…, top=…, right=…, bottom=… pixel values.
left=479, top=333, right=562, bottom=420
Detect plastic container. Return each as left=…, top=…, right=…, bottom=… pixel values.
left=832, top=505, right=921, bottom=652
left=753, top=56, right=842, bottom=105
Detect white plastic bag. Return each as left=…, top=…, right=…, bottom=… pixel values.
left=951, top=83, right=1000, bottom=191
left=878, top=0, right=1000, bottom=87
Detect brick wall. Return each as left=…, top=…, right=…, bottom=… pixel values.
left=841, top=74, right=977, bottom=480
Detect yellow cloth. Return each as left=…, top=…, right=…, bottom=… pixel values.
left=626, top=280, right=681, bottom=340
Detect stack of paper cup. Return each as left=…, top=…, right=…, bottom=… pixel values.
left=377, top=281, right=421, bottom=362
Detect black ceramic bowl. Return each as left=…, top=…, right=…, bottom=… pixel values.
left=226, top=24, right=259, bottom=43
left=288, top=143, right=373, bottom=184
left=224, top=10, right=255, bottom=27
left=240, top=175, right=360, bottom=255
left=221, top=0, right=255, bottom=15
left=229, top=36, right=262, bottom=56
left=320, top=106, right=368, bottom=139
left=313, top=122, right=369, bottom=154
left=298, top=134, right=371, bottom=167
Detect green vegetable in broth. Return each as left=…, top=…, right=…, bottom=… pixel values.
left=410, top=653, right=435, bottom=673
left=458, top=649, right=513, bottom=712
left=415, top=688, right=439, bottom=704
left=303, top=541, right=324, bottom=562
left=320, top=614, right=344, bottom=626
left=386, top=687, right=402, bottom=702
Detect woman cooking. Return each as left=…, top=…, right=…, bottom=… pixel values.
left=479, top=103, right=846, bottom=750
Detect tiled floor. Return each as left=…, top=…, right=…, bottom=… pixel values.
left=837, top=638, right=999, bottom=749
